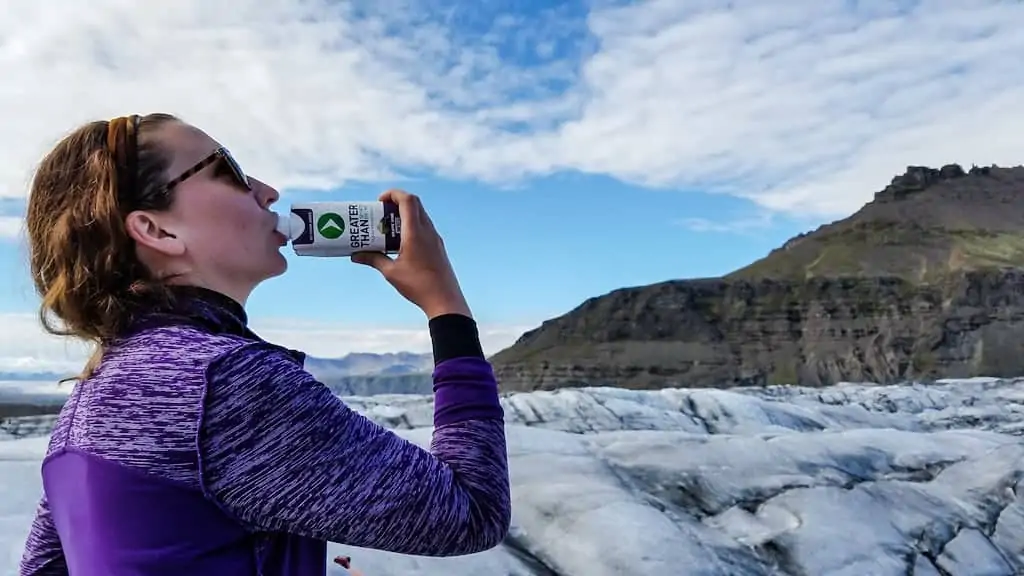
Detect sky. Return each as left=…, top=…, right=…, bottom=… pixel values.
left=0, top=0, right=1022, bottom=374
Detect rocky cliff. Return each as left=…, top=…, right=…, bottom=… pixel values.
left=491, top=164, right=1024, bottom=390
left=729, top=164, right=1024, bottom=282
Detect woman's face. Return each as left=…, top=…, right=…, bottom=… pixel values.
left=130, top=121, right=287, bottom=304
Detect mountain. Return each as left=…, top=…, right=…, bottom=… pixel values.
left=0, top=352, right=435, bottom=411
left=0, top=371, right=76, bottom=382
left=4, top=377, right=1023, bottom=574
left=312, top=372, right=434, bottom=397
left=303, top=352, right=434, bottom=396
left=302, top=352, right=433, bottom=377
left=728, top=164, right=1024, bottom=282
left=0, top=353, right=433, bottom=383
left=490, top=164, right=1024, bottom=391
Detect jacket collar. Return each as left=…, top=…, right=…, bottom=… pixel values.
left=129, top=285, right=252, bottom=338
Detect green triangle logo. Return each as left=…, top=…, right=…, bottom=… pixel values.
left=317, top=212, right=345, bottom=240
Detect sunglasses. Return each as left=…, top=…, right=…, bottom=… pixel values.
left=164, top=147, right=252, bottom=192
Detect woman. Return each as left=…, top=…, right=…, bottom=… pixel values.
left=18, top=114, right=510, bottom=575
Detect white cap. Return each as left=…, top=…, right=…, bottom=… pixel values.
left=275, top=212, right=292, bottom=239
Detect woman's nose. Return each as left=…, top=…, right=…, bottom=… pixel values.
left=251, top=177, right=280, bottom=208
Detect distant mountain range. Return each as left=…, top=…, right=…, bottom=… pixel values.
left=303, top=352, right=434, bottom=396
left=0, top=371, right=70, bottom=382
left=0, top=352, right=436, bottom=406
left=0, top=351, right=432, bottom=382
left=302, top=351, right=433, bottom=377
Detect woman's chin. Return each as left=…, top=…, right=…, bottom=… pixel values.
left=259, top=250, right=289, bottom=281
left=270, top=251, right=289, bottom=276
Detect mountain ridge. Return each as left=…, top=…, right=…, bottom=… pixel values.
left=0, top=352, right=436, bottom=404
left=490, top=163, right=1024, bottom=391
left=728, top=164, right=1024, bottom=282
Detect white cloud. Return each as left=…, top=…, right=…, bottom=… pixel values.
left=0, top=313, right=94, bottom=375
left=0, top=311, right=531, bottom=376
left=250, top=317, right=533, bottom=358
left=1, top=0, right=1022, bottom=222
left=676, top=211, right=777, bottom=235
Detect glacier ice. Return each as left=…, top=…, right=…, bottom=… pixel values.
left=1, top=377, right=1022, bottom=575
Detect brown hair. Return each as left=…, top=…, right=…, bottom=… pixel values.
left=25, top=113, right=181, bottom=380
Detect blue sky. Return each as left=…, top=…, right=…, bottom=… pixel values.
left=0, top=160, right=808, bottom=329
left=0, top=0, right=1022, bottom=371
left=249, top=175, right=808, bottom=324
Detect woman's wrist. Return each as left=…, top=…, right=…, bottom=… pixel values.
left=422, top=293, right=472, bottom=320
left=424, top=305, right=473, bottom=320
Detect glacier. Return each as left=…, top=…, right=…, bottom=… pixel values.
left=1, top=377, right=1023, bottom=575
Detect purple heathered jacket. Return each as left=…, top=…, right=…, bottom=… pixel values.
left=19, top=287, right=510, bottom=575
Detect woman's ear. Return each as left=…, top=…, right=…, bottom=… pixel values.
left=124, top=210, right=186, bottom=257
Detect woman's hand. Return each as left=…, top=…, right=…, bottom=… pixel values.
left=351, top=189, right=472, bottom=320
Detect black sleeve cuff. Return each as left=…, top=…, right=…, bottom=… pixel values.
left=428, top=313, right=485, bottom=364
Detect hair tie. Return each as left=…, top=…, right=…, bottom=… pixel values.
left=106, top=114, right=140, bottom=200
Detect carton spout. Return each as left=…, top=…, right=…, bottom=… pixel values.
left=275, top=211, right=302, bottom=240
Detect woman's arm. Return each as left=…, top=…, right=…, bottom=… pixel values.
left=19, top=494, right=68, bottom=575
left=197, top=313, right=511, bottom=556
